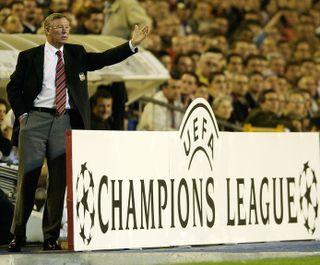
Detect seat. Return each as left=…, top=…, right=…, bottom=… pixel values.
left=242, top=124, right=285, bottom=132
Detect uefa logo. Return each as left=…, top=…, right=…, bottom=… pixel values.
left=179, top=98, right=220, bottom=171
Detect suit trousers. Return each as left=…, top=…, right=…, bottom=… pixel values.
left=11, top=110, right=71, bottom=241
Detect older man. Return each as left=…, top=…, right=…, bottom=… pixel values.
left=7, top=12, right=148, bottom=252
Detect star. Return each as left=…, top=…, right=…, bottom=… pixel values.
left=304, top=219, right=310, bottom=231
left=87, top=235, right=92, bottom=245
left=312, top=170, right=317, bottom=184
left=303, top=161, right=309, bottom=174
left=81, top=189, right=89, bottom=217
left=80, top=225, right=86, bottom=243
left=300, top=197, right=304, bottom=210
left=76, top=175, right=80, bottom=190
left=89, top=171, right=94, bottom=188
left=305, top=185, right=312, bottom=205
left=90, top=209, right=95, bottom=228
left=80, top=162, right=87, bottom=175
left=76, top=201, right=81, bottom=218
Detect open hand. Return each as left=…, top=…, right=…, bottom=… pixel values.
left=131, top=25, right=150, bottom=46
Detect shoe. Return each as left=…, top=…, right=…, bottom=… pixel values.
left=43, top=239, right=62, bottom=251
left=7, top=236, right=26, bottom=252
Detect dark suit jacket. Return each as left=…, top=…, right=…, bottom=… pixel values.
left=7, top=42, right=136, bottom=145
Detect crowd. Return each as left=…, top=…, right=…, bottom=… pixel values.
left=0, top=0, right=320, bottom=248
left=1, top=0, right=320, bottom=135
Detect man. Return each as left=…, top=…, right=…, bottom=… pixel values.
left=196, top=50, right=224, bottom=85
left=180, top=72, right=199, bottom=108
left=22, top=0, right=38, bottom=33
left=73, top=8, right=104, bottom=35
left=138, top=79, right=184, bottom=131
left=90, top=90, right=114, bottom=130
left=1, top=14, right=24, bottom=33
left=245, top=89, right=281, bottom=127
left=6, top=12, right=148, bottom=252
left=102, top=0, right=152, bottom=39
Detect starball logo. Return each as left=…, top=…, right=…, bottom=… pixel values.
left=179, top=99, right=220, bottom=170
left=298, top=161, right=319, bottom=234
left=75, top=163, right=95, bottom=245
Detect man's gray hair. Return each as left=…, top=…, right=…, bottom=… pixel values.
left=43, top=13, right=69, bottom=31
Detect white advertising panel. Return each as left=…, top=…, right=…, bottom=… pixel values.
left=67, top=99, right=320, bottom=251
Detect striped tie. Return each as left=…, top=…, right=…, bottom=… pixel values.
left=55, top=50, right=66, bottom=114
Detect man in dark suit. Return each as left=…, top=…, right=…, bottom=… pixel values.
left=6, top=12, right=149, bottom=252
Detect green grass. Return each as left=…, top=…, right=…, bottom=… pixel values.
left=172, top=255, right=320, bottom=265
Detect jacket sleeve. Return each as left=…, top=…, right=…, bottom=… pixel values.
left=6, top=52, right=28, bottom=118
left=84, top=42, right=136, bottom=71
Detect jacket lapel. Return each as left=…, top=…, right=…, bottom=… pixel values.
left=33, top=45, right=44, bottom=85
left=63, top=46, right=74, bottom=83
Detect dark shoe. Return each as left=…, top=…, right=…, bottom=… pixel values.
left=43, top=239, right=62, bottom=251
left=7, top=236, right=26, bottom=252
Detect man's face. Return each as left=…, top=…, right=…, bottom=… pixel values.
left=93, top=97, right=113, bottom=121
left=84, top=13, right=104, bottom=34
left=24, top=0, right=37, bottom=21
left=232, top=74, right=248, bottom=96
left=163, top=79, right=181, bottom=102
left=180, top=74, right=197, bottom=95
left=261, top=92, right=279, bottom=113
left=248, top=74, right=263, bottom=93
left=210, top=74, right=228, bottom=95
left=50, top=0, right=69, bottom=12
left=286, top=93, right=305, bottom=117
left=0, top=104, right=7, bottom=122
left=200, top=53, right=222, bottom=78
left=227, top=56, right=243, bottom=73
left=46, top=17, right=70, bottom=48
left=3, top=15, right=24, bottom=33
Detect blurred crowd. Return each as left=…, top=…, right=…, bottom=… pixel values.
left=1, top=0, right=320, bottom=133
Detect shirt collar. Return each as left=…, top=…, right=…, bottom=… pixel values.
left=45, top=41, right=64, bottom=55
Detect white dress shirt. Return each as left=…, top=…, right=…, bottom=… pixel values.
left=33, top=41, right=70, bottom=109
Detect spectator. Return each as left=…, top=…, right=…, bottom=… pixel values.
left=1, top=14, right=23, bottom=33
left=138, top=78, right=183, bottom=131
left=90, top=90, right=114, bottom=130
left=102, top=0, right=152, bottom=40
left=180, top=72, right=199, bottom=108
left=159, top=52, right=173, bottom=72
left=73, top=0, right=104, bottom=20
left=10, top=1, right=25, bottom=23
left=193, top=82, right=209, bottom=101
left=196, top=51, right=224, bottom=85
left=293, top=40, right=313, bottom=62
left=47, top=0, right=70, bottom=14
left=297, top=75, right=319, bottom=116
left=0, top=6, right=11, bottom=31
left=245, top=72, right=264, bottom=110
left=73, top=8, right=104, bottom=34
left=245, top=89, right=281, bottom=128
left=207, top=71, right=228, bottom=105
left=267, top=52, right=286, bottom=76
left=281, top=89, right=306, bottom=131
left=188, top=0, right=214, bottom=35
left=171, top=54, right=194, bottom=78
left=244, top=54, right=268, bottom=74
left=230, top=73, right=251, bottom=124
left=225, top=53, right=244, bottom=74
left=285, top=60, right=302, bottom=84
left=212, top=95, right=234, bottom=131
left=22, top=0, right=39, bottom=33
left=0, top=98, right=8, bottom=133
